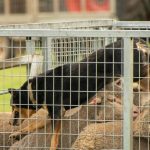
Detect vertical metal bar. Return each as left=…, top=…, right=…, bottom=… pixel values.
left=26, top=37, right=35, bottom=78
left=42, top=37, right=48, bottom=72
left=123, top=38, right=133, bottom=150
left=42, top=37, right=52, bottom=72
left=26, top=37, right=35, bottom=54
left=41, top=37, right=52, bottom=149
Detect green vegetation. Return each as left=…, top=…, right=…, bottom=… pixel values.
left=0, top=66, right=26, bottom=112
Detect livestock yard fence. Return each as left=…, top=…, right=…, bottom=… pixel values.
left=0, top=20, right=150, bottom=150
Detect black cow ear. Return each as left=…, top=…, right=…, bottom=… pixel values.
left=8, top=88, right=16, bottom=94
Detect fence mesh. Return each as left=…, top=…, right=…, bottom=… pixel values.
left=0, top=21, right=150, bottom=150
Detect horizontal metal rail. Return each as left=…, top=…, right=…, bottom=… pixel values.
left=113, top=21, right=150, bottom=28
left=0, top=20, right=150, bottom=29
left=0, top=19, right=114, bottom=29
left=0, top=55, right=43, bottom=70
left=0, top=90, right=8, bottom=95
left=0, top=29, right=150, bottom=37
